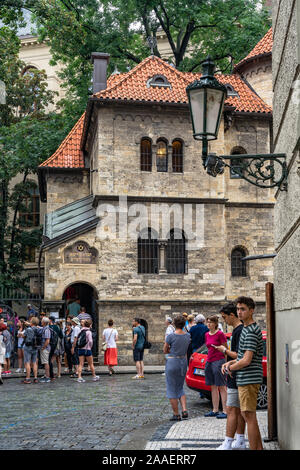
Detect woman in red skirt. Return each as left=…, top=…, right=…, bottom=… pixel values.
left=103, top=319, right=118, bottom=375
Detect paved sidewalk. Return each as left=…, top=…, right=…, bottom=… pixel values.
left=146, top=411, right=280, bottom=451
left=2, top=365, right=165, bottom=379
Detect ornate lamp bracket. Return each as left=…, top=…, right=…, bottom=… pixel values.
left=202, top=141, right=287, bottom=190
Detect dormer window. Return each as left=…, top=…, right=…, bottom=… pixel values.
left=225, top=84, right=239, bottom=97
left=147, top=75, right=171, bottom=89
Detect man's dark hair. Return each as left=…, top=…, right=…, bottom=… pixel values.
left=220, top=303, right=237, bottom=317
left=236, top=296, right=255, bottom=310
left=134, top=318, right=140, bottom=324
left=108, top=319, right=114, bottom=327
left=173, top=315, right=186, bottom=330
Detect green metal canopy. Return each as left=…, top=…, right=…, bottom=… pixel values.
left=43, top=195, right=99, bottom=248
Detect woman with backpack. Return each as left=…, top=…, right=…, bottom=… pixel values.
left=103, top=319, right=118, bottom=376
left=76, top=319, right=99, bottom=383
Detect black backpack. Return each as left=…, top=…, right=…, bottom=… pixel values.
left=77, top=330, right=88, bottom=349
left=49, top=327, right=58, bottom=350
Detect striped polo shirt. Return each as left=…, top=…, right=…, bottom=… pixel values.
left=236, top=322, right=263, bottom=387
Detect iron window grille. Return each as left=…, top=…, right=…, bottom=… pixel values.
left=231, top=248, right=247, bottom=277
left=138, top=228, right=159, bottom=274
left=172, top=140, right=183, bottom=173
left=140, top=138, right=152, bottom=171
left=156, top=140, right=168, bottom=172
left=166, top=229, right=187, bottom=274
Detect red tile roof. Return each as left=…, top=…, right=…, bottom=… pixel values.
left=234, top=27, right=273, bottom=72
left=39, top=113, right=85, bottom=168
left=40, top=55, right=271, bottom=169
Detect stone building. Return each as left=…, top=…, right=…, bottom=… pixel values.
left=38, top=36, right=275, bottom=364
left=272, top=0, right=300, bottom=450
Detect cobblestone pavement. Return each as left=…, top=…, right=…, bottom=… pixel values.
left=146, top=410, right=280, bottom=451
left=0, top=373, right=211, bottom=450
left=1, top=373, right=280, bottom=451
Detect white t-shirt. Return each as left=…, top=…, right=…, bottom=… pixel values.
left=71, top=325, right=81, bottom=344
left=103, top=328, right=118, bottom=348
left=165, top=325, right=175, bottom=340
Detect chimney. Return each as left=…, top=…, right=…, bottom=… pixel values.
left=91, top=52, right=110, bottom=94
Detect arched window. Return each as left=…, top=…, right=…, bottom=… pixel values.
left=140, top=138, right=152, bottom=172
left=156, top=139, right=168, bottom=172
left=172, top=140, right=183, bottom=173
left=19, top=184, right=40, bottom=227
left=231, top=247, right=247, bottom=277
left=230, top=147, right=247, bottom=179
left=166, top=229, right=187, bottom=274
left=138, top=228, right=159, bottom=274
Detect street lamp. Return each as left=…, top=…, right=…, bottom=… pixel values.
left=186, top=57, right=287, bottom=189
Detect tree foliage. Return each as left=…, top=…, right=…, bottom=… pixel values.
left=1, top=0, right=271, bottom=107
left=0, top=25, right=73, bottom=292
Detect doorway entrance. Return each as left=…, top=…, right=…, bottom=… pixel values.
left=62, top=283, right=98, bottom=355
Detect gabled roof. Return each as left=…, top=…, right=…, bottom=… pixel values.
left=39, top=113, right=85, bottom=169
left=234, top=27, right=273, bottom=72
left=39, top=55, right=272, bottom=170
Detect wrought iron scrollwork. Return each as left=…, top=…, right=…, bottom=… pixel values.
left=222, top=154, right=287, bottom=190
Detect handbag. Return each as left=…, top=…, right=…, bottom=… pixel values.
left=101, top=328, right=114, bottom=353
left=138, top=326, right=151, bottom=350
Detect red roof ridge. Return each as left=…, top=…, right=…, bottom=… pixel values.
left=234, top=27, right=273, bottom=71
left=93, top=55, right=190, bottom=99
left=39, top=112, right=85, bottom=168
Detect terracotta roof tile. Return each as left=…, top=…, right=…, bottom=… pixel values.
left=41, top=55, right=271, bottom=169
left=234, top=27, right=273, bottom=71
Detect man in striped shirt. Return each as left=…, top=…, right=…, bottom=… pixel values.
left=222, top=296, right=263, bottom=450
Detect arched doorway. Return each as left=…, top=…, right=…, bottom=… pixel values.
left=62, top=283, right=98, bottom=355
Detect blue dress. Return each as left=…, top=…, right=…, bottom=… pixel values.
left=165, top=332, right=191, bottom=399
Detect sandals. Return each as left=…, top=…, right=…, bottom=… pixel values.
left=22, top=379, right=31, bottom=384
left=170, top=415, right=181, bottom=421
left=182, top=411, right=189, bottom=419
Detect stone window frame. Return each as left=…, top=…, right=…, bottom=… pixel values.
left=172, top=138, right=184, bottom=173
left=231, top=246, right=248, bottom=278
left=140, top=137, right=152, bottom=172
left=230, top=146, right=247, bottom=179
left=146, top=74, right=172, bottom=89
left=137, top=227, right=188, bottom=275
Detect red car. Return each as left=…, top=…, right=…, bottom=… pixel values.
left=186, top=331, right=268, bottom=409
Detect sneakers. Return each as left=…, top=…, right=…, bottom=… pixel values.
left=92, top=376, right=100, bottom=381
left=139, top=375, right=145, bottom=379
left=77, top=378, right=86, bottom=383
left=132, top=375, right=141, bottom=379
left=39, top=377, right=51, bottom=383
left=15, top=368, right=22, bottom=373
left=204, top=411, right=219, bottom=417
left=3, top=370, right=11, bottom=375
left=232, top=440, right=246, bottom=449
left=217, top=441, right=233, bottom=450
left=216, top=412, right=227, bottom=419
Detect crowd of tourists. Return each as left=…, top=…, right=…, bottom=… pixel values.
left=0, top=296, right=264, bottom=450
left=0, top=302, right=120, bottom=384
left=163, top=296, right=264, bottom=451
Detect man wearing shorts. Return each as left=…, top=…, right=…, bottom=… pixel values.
left=217, top=303, right=245, bottom=450
left=22, top=317, right=39, bottom=384
left=222, top=296, right=264, bottom=450
left=132, top=318, right=145, bottom=379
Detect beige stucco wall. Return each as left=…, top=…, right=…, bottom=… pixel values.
left=240, top=57, right=273, bottom=107
left=19, top=36, right=65, bottom=109
left=272, top=0, right=300, bottom=450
